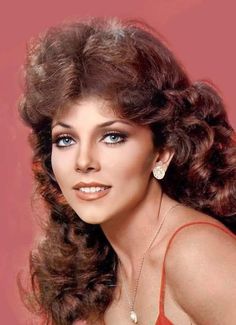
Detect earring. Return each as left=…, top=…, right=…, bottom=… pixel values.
left=153, top=161, right=165, bottom=180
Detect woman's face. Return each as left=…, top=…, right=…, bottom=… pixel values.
left=51, top=96, right=160, bottom=226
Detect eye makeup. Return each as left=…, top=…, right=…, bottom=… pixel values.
left=51, top=130, right=129, bottom=148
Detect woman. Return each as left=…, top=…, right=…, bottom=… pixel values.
left=18, top=17, right=236, bottom=325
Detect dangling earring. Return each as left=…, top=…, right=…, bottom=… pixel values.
left=153, top=161, right=165, bottom=180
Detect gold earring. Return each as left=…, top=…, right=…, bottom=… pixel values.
left=153, top=161, right=165, bottom=180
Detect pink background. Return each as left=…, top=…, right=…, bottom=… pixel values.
left=1, top=0, right=235, bottom=324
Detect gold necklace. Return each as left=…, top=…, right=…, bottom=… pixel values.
left=118, top=198, right=181, bottom=324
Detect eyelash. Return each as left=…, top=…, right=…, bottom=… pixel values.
left=52, top=131, right=128, bottom=148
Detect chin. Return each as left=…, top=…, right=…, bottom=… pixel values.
left=75, top=211, right=109, bottom=225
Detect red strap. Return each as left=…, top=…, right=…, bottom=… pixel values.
left=158, top=221, right=236, bottom=315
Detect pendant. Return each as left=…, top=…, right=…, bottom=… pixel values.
left=130, top=310, right=138, bottom=323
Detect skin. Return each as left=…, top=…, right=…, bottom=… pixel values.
left=51, top=96, right=236, bottom=325
left=51, top=96, right=173, bottom=276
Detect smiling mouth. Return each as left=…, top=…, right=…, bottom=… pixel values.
left=79, top=186, right=111, bottom=193
left=74, top=187, right=111, bottom=201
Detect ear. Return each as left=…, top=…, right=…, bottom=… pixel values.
left=153, top=148, right=175, bottom=172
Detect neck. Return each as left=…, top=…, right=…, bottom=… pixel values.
left=100, top=179, right=167, bottom=280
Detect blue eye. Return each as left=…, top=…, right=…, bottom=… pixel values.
left=52, top=135, right=75, bottom=147
left=52, top=131, right=128, bottom=148
left=102, top=132, right=127, bottom=145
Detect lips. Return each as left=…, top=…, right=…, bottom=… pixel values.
left=72, top=181, right=112, bottom=201
left=73, top=181, right=111, bottom=190
left=74, top=186, right=111, bottom=201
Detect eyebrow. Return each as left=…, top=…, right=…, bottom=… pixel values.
left=51, top=119, right=134, bottom=129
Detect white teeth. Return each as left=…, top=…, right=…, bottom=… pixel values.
left=79, top=186, right=108, bottom=193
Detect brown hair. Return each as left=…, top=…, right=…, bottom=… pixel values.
left=18, top=16, right=236, bottom=324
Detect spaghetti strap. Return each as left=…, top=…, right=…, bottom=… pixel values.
left=158, top=221, right=236, bottom=316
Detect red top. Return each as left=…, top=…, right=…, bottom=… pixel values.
left=155, top=221, right=236, bottom=325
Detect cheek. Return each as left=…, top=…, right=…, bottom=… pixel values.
left=51, top=151, right=71, bottom=187
left=51, top=153, right=60, bottom=177
left=113, top=148, right=154, bottom=180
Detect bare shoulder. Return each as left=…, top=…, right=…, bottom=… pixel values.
left=165, top=213, right=236, bottom=324
left=165, top=215, right=236, bottom=274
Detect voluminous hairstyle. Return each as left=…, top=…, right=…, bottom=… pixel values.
left=18, top=16, right=236, bottom=325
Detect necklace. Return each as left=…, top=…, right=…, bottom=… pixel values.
left=118, top=195, right=181, bottom=324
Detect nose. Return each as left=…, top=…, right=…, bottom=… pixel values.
left=74, top=141, right=99, bottom=173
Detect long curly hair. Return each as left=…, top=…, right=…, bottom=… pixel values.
left=18, top=16, right=236, bottom=325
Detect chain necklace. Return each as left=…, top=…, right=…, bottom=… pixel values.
left=118, top=196, right=181, bottom=324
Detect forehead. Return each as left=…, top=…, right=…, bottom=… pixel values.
left=51, top=96, right=156, bottom=150
left=51, top=96, right=155, bottom=141
left=53, top=96, right=121, bottom=122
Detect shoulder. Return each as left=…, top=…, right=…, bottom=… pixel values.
left=165, top=220, right=236, bottom=324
